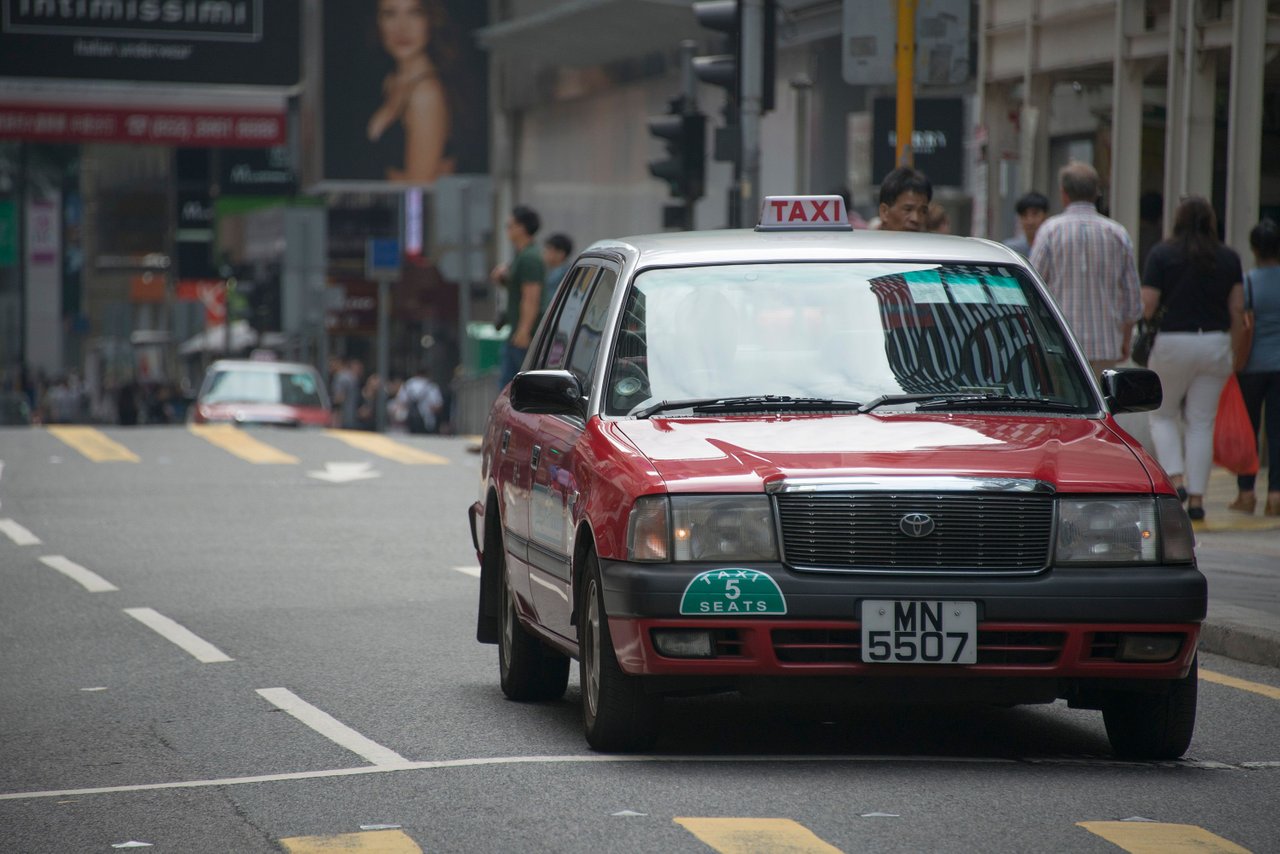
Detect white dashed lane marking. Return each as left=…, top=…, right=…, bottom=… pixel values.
left=255, top=688, right=409, bottom=768
left=123, top=608, right=233, bottom=664
left=0, top=518, right=41, bottom=546
left=38, top=555, right=118, bottom=592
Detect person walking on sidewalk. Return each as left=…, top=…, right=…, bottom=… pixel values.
left=1031, top=161, right=1143, bottom=376
left=492, top=205, right=546, bottom=390
left=1231, top=217, right=1280, bottom=516
left=1142, top=195, right=1246, bottom=522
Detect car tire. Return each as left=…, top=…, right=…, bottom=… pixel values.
left=579, top=550, right=660, bottom=752
left=1101, top=654, right=1198, bottom=760
left=498, top=549, right=569, bottom=702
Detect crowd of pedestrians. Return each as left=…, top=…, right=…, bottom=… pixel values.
left=986, top=160, right=1274, bottom=523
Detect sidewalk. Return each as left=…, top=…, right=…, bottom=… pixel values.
left=1115, top=411, right=1280, bottom=667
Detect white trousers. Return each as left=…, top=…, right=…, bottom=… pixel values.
left=1147, top=331, right=1232, bottom=495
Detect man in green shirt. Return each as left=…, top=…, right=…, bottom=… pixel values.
left=492, top=205, right=546, bottom=389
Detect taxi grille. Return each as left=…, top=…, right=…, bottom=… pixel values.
left=775, top=492, right=1053, bottom=573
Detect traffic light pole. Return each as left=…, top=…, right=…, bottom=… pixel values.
left=895, top=0, right=917, bottom=167
left=679, top=39, right=699, bottom=231
left=739, top=0, right=763, bottom=227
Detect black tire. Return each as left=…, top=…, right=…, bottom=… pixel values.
left=498, top=549, right=569, bottom=702
left=1102, top=655, right=1198, bottom=760
left=579, top=550, right=660, bottom=751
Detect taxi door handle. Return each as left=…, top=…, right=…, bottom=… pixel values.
left=501, top=430, right=511, bottom=453
left=530, top=445, right=542, bottom=469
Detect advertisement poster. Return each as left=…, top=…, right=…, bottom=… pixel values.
left=0, top=0, right=300, bottom=86
left=320, top=0, right=488, bottom=186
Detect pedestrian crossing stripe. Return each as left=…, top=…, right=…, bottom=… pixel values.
left=1078, top=821, right=1251, bottom=853
left=675, top=818, right=843, bottom=853
left=188, top=424, right=300, bottom=464
left=279, top=829, right=421, bottom=853
left=46, top=426, right=139, bottom=462
left=326, top=429, right=448, bottom=464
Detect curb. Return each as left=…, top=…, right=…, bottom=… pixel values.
left=1200, top=603, right=1280, bottom=668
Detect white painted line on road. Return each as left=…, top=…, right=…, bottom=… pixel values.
left=39, top=556, right=119, bottom=593
left=0, top=753, right=1030, bottom=801
left=452, top=565, right=480, bottom=578
left=123, top=608, right=233, bottom=664
left=256, top=688, right=409, bottom=768
left=0, top=518, right=41, bottom=546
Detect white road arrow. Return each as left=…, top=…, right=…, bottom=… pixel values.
left=306, top=462, right=381, bottom=484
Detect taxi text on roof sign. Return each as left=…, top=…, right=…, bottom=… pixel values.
left=756, top=195, right=852, bottom=232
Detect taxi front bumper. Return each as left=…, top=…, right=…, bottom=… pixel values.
left=598, top=558, right=1205, bottom=680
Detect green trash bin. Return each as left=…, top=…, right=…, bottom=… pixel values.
left=466, top=322, right=509, bottom=373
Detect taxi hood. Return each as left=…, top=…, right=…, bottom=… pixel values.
left=610, top=415, right=1157, bottom=494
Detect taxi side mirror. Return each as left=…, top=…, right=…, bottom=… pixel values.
left=511, top=370, right=586, bottom=417
left=1101, top=368, right=1162, bottom=413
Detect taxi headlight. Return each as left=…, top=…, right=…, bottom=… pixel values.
left=626, top=495, right=779, bottom=562
left=1054, top=498, right=1166, bottom=564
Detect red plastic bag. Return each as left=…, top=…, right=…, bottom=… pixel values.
left=1213, top=375, right=1259, bottom=475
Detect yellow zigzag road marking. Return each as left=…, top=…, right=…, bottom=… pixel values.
left=676, top=818, right=844, bottom=854
left=46, top=426, right=139, bottom=462
left=188, top=424, right=299, bottom=464
left=1078, top=821, right=1251, bottom=853
left=1201, top=668, right=1280, bottom=701
left=279, top=829, right=421, bottom=853
left=326, top=430, right=448, bottom=464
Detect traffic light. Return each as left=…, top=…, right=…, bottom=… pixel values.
left=647, top=97, right=707, bottom=206
left=691, top=0, right=775, bottom=119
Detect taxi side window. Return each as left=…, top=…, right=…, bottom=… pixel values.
left=540, top=265, right=599, bottom=372
left=565, top=268, right=619, bottom=389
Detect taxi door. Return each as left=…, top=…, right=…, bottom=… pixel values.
left=529, top=263, right=620, bottom=640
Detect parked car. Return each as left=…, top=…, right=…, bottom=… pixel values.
left=192, top=359, right=331, bottom=427
left=467, top=196, right=1204, bottom=759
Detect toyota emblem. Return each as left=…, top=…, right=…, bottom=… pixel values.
left=899, top=513, right=936, bottom=538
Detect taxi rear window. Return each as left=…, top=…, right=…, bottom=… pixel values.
left=605, top=262, right=1093, bottom=416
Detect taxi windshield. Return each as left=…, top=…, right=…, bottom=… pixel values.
left=605, top=262, right=1095, bottom=417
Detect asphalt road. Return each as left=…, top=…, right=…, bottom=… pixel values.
left=1, top=425, right=1278, bottom=853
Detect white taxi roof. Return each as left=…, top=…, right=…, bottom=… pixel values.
left=582, top=228, right=1027, bottom=272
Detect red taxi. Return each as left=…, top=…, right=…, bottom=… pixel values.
left=468, top=196, right=1204, bottom=758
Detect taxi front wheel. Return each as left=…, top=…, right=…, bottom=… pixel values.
left=580, top=550, right=660, bottom=752
left=1101, top=655, right=1198, bottom=760
left=499, top=550, right=569, bottom=702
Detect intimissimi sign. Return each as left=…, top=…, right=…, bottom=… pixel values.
left=6, top=1, right=258, bottom=41
left=0, top=0, right=297, bottom=85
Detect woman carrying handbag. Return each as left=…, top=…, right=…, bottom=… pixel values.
left=1229, top=218, right=1280, bottom=515
left=1142, top=196, right=1246, bottom=522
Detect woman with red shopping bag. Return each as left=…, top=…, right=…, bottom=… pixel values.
left=1142, top=197, right=1247, bottom=522
left=1228, top=218, right=1280, bottom=515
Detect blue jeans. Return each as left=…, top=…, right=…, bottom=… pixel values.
left=500, top=342, right=528, bottom=392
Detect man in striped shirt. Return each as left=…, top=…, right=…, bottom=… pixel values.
left=1030, top=161, right=1143, bottom=375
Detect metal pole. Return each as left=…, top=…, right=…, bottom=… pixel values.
left=375, top=274, right=389, bottom=432
left=680, top=39, right=698, bottom=230
left=739, top=0, right=763, bottom=226
left=459, top=179, right=472, bottom=377
left=792, top=76, right=813, bottom=192
left=895, top=0, right=917, bottom=167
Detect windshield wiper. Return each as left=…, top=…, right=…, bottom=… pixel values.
left=915, top=393, right=1082, bottom=412
left=632, top=395, right=862, bottom=419
left=858, top=392, right=1080, bottom=413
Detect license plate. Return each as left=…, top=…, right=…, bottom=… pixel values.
left=860, top=600, right=977, bottom=664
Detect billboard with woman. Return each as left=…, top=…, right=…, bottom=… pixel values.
left=320, top=0, right=487, bottom=186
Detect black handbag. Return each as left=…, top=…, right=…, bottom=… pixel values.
left=1132, top=309, right=1163, bottom=367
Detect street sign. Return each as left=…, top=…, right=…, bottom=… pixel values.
left=365, top=238, right=401, bottom=281
left=843, top=0, right=970, bottom=86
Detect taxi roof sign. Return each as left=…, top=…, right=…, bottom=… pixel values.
left=757, top=195, right=852, bottom=232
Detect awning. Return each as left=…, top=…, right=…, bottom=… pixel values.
left=476, top=0, right=709, bottom=67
